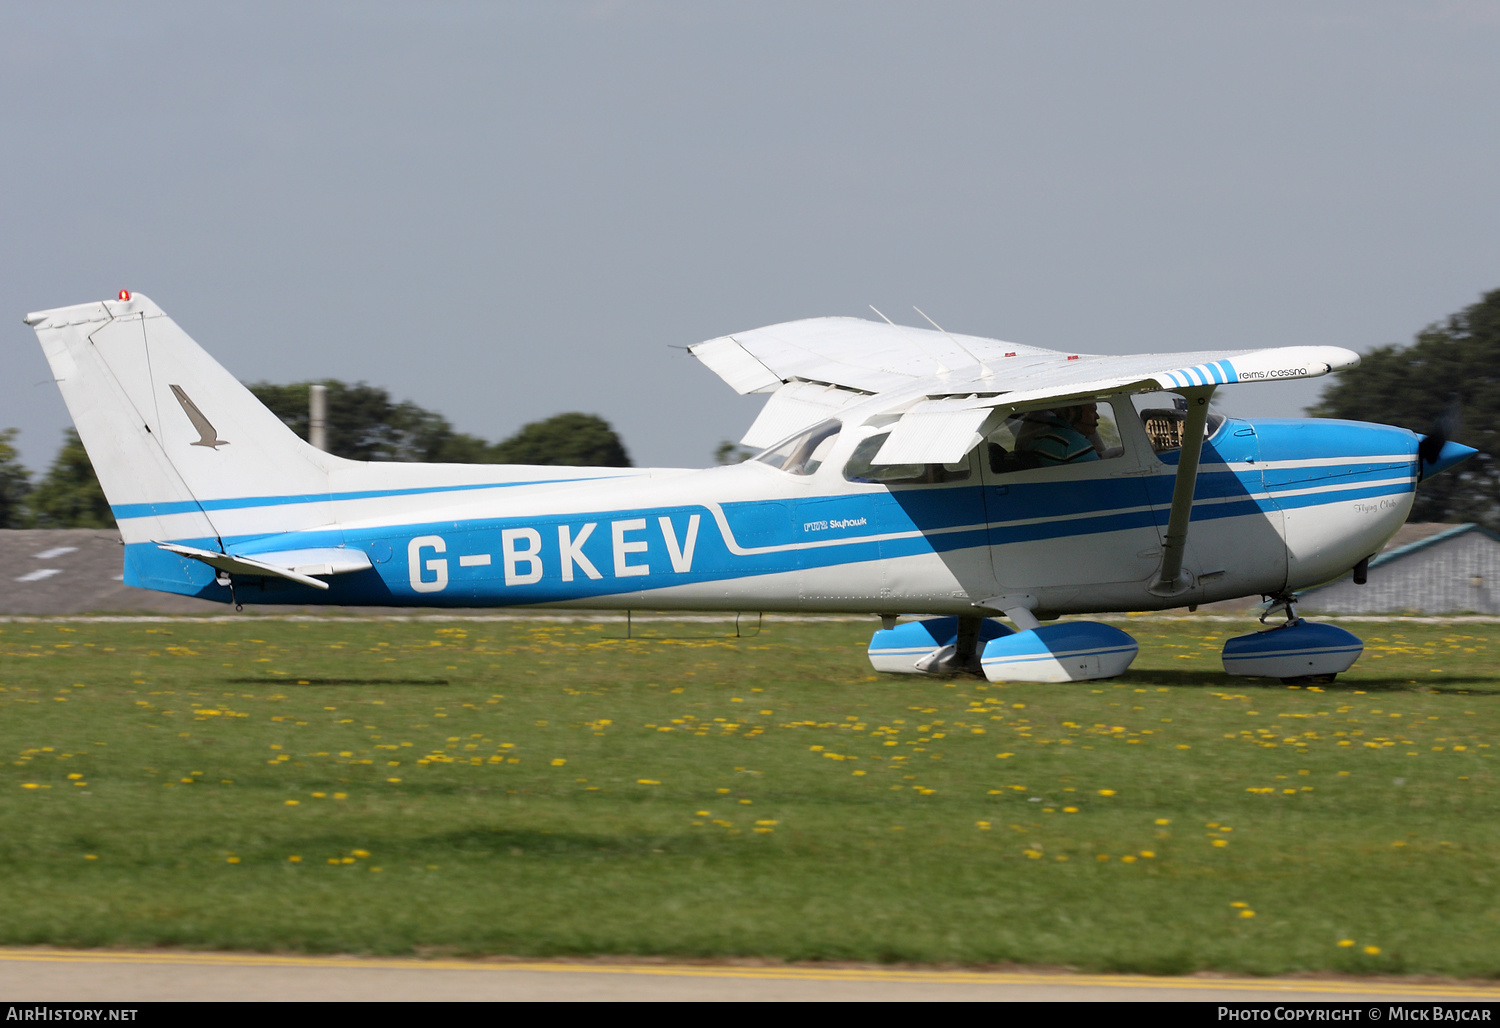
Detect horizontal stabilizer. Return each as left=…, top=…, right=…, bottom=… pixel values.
left=156, top=542, right=372, bottom=591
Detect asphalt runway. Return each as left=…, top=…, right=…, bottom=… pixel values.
left=3, top=950, right=1499, bottom=1002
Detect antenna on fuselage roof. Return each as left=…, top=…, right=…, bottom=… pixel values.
left=913, top=306, right=994, bottom=379
left=869, top=305, right=950, bottom=375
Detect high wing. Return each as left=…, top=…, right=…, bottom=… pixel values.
left=691, top=316, right=1360, bottom=464
left=693, top=315, right=1362, bottom=599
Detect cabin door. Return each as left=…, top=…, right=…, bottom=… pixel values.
left=976, top=399, right=1164, bottom=596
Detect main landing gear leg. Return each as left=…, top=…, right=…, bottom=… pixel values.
left=865, top=614, right=1141, bottom=683
left=867, top=615, right=999, bottom=677
left=913, top=615, right=985, bottom=676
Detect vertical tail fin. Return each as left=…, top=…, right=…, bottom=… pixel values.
left=25, top=293, right=341, bottom=548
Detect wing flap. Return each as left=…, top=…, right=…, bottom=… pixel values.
left=872, top=404, right=992, bottom=465
left=740, top=381, right=870, bottom=449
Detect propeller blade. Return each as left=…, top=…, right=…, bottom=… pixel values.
left=1417, top=393, right=1461, bottom=466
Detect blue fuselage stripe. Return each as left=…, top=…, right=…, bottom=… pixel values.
left=110, top=477, right=615, bottom=520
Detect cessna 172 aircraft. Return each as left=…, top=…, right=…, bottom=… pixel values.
left=24, top=292, right=1474, bottom=683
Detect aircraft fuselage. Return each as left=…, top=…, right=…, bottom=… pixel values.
left=121, top=411, right=1420, bottom=618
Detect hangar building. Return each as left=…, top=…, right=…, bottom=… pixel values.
left=1302, top=522, right=1500, bottom=615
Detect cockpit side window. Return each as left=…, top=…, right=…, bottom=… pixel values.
left=986, top=400, right=1124, bottom=475
left=843, top=433, right=973, bottom=485
left=1129, top=392, right=1227, bottom=454
left=752, top=419, right=843, bottom=476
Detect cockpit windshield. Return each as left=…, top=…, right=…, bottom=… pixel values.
left=752, top=419, right=842, bottom=476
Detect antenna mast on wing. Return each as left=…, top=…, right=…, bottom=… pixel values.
left=913, top=306, right=994, bottom=379
left=869, top=305, right=950, bottom=375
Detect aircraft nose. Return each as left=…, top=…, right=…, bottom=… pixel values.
left=1419, top=438, right=1478, bottom=480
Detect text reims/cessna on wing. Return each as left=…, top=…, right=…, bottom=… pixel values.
left=25, top=292, right=1475, bottom=683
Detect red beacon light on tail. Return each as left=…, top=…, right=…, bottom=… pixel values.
left=118, top=289, right=131, bottom=302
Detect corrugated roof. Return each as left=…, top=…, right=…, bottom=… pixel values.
left=1369, top=523, right=1500, bottom=568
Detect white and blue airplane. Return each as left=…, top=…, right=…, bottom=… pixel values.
left=24, top=292, right=1474, bottom=683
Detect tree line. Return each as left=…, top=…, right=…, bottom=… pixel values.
left=0, top=380, right=631, bottom=529
left=1309, top=286, right=1500, bottom=530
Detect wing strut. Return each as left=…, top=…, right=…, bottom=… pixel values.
left=1150, top=385, right=1215, bottom=596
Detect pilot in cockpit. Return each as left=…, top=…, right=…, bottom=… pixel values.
left=1011, top=403, right=1121, bottom=466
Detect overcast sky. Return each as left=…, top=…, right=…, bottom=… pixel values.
left=4, top=1, right=1498, bottom=472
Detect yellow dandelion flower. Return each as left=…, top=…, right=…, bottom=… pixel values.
left=285, top=800, right=300, bottom=806
left=1239, top=910, right=1255, bottom=918
left=1098, top=789, right=1116, bottom=796
left=1337, top=939, right=1354, bottom=948
left=289, top=856, right=301, bottom=863
left=1364, top=945, right=1381, bottom=956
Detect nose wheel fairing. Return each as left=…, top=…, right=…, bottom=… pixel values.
left=1221, top=617, right=1363, bottom=683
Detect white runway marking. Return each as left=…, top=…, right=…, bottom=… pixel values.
left=14, top=569, right=63, bottom=583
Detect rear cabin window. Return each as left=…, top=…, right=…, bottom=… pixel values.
left=986, top=401, right=1124, bottom=475
left=843, top=433, right=972, bottom=485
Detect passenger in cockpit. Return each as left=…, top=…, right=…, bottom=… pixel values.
left=1012, top=404, right=1103, bottom=466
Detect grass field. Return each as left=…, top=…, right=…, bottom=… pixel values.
left=1, top=613, right=1496, bottom=976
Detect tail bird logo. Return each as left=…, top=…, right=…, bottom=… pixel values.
left=169, top=384, right=229, bottom=449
